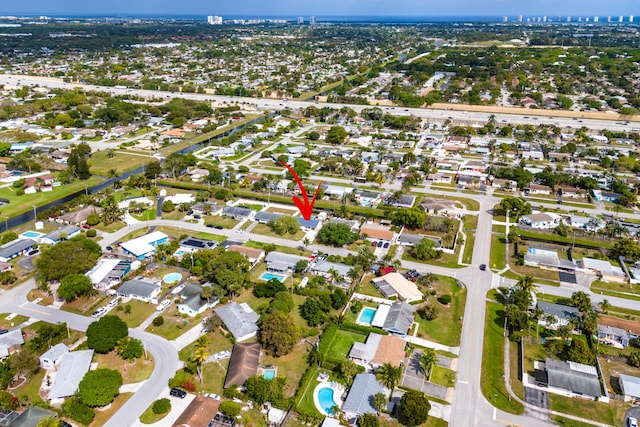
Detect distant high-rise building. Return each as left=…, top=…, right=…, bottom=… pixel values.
left=619, top=16, right=623, bottom=23
left=518, top=15, right=523, bottom=22
left=297, top=16, right=304, bottom=24
left=593, top=16, right=599, bottom=23
left=543, top=16, right=547, bottom=22
left=630, top=15, right=634, bottom=23
left=566, top=16, right=571, bottom=22
left=310, top=16, right=316, bottom=25
left=207, top=15, right=222, bottom=25
left=607, top=16, right=612, bottom=23
left=502, top=16, right=508, bottom=23
left=585, top=17, right=590, bottom=23
left=578, top=17, right=582, bottom=22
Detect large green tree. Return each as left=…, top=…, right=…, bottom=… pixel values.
left=57, top=274, right=95, bottom=301
left=411, top=238, right=441, bottom=261
left=35, top=236, right=101, bottom=282
left=269, top=216, right=300, bottom=236
left=259, top=311, right=300, bottom=357
left=77, top=368, right=122, bottom=407
left=86, top=315, right=128, bottom=354
left=398, top=390, right=431, bottom=426
left=316, top=222, right=358, bottom=247
left=326, top=126, right=347, bottom=144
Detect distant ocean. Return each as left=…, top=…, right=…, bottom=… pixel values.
left=6, top=14, right=511, bottom=23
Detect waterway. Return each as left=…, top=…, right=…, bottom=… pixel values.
left=0, top=115, right=265, bottom=233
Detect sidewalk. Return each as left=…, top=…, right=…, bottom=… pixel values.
left=405, top=335, right=460, bottom=356
left=170, top=323, right=205, bottom=351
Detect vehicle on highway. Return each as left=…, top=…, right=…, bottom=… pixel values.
left=205, top=224, right=214, bottom=228
left=156, top=300, right=171, bottom=311
left=170, top=388, right=186, bottom=398
left=108, top=298, right=119, bottom=308
left=91, top=307, right=108, bottom=318
left=214, top=225, right=223, bottom=230
left=479, top=264, right=487, bottom=271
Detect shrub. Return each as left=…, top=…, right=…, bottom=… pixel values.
left=62, top=397, right=95, bottom=425
left=86, top=213, right=100, bottom=226
left=219, top=401, right=241, bottom=417
left=438, top=294, right=452, bottom=305
left=152, top=316, right=164, bottom=327
left=152, top=398, right=171, bottom=414
left=86, top=229, right=97, bottom=238
left=417, top=305, right=438, bottom=321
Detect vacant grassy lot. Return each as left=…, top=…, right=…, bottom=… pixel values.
left=203, top=215, right=239, bottom=229
left=549, top=394, right=629, bottom=426
left=415, top=276, right=466, bottom=347
left=489, top=225, right=507, bottom=270
left=94, top=351, right=155, bottom=384
left=462, top=215, right=478, bottom=264
left=252, top=223, right=306, bottom=240
left=114, top=300, right=158, bottom=328
left=145, top=306, right=200, bottom=340
left=481, top=299, right=524, bottom=414
left=89, top=150, right=148, bottom=175
left=62, top=295, right=109, bottom=316
left=0, top=313, right=28, bottom=329
left=263, top=341, right=314, bottom=397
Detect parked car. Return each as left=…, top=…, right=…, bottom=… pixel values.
left=0, top=329, right=8, bottom=335
left=205, top=393, right=221, bottom=400
left=91, top=307, right=108, bottom=318
left=156, top=300, right=171, bottom=311
left=479, top=264, right=487, bottom=271
left=628, top=417, right=638, bottom=427
left=205, top=224, right=214, bottom=228
left=170, top=388, right=186, bottom=398
left=193, top=214, right=202, bottom=219
left=171, top=284, right=186, bottom=295
left=383, top=242, right=389, bottom=248
left=105, top=246, right=113, bottom=252
left=200, top=327, right=209, bottom=334
left=377, top=241, right=383, bottom=248
left=214, top=225, right=223, bottom=230
left=371, top=241, right=377, bottom=247
left=108, top=298, right=119, bottom=308
left=27, top=249, right=39, bottom=256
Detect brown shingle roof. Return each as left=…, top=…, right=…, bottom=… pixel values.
left=227, top=245, right=264, bottom=261
left=599, top=315, right=640, bottom=336
left=361, top=227, right=394, bottom=241
left=173, top=395, right=219, bottom=427
left=224, top=342, right=261, bottom=389
left=372, top=335, right=406, bottom=367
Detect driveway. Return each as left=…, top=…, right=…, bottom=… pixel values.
left=400, top=350, right=448, bottom=400
left=17, top=256, right=34, bottom=271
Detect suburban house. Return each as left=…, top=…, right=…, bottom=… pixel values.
left=298, top=217, right=322, bottom=231
left=519, top=213, right=561, bottom=230
left=178, top=237, right=218, bottom=254
left=177, top=284, right=219, bottom=317
left=426, top=173, right=452, bottom=184
left=254, top=211, right=282, bottom=224
left=597, top=325, right=630, bottom=349
left=39, top=225, right=81, bottom=245
left=48, top=349, right=95, bottom=401
left=569, top=216, right=605, bottom=232
left=619, top=374, right=640, bottom=402
left=222, top=206, right=254, bottom=220
left=592, top=190, right=621, bottom=203
left=557, top=185, right=587, bottom=199
left=172, top=395, right=220, bottom=427
left=372, top=272, right=424, bottom=303
left=40, top=343, right=70, bottom=369
left=357, top=191, right=382, bottom=207
left=264, top=252, right=308, bottom=274
left=599, top=316, right=640, bottom=343
left=308, top=260, right=353, bottom=284
left=581, top=258, right=627, bottom=283
left=116, top=278, right=162, bottom=303
left=119, top=231, right=169, bottom=259
left=0, top=239, right=36, bottom=262
left=227, top=245, right=265, bottom=266
left=342, top=373, right=388, bottom=421
left=85, top=258, right=132, bottom=289
left=524, top=248, right=560, bottom=270
left=348, top=333, right=406, bottom=369
left=58, top=205, right=103, bottom=225
left=381, top=302, right=416, bottom=336
left=214, top=302, right=260, bottom=342
left=384, top=194, right=416, bottom=208
left=191, top=201, right=223, bottom=216
left=360, top=226, right=394, bottom=243
left=534, top=358, right=602, bottom=400
left=526, top=184, right=552, bottom=195
left=397, top=233, right=441, bottom=248
left=536, top=302, right=581, bottom=330
left=224, top=342, right=261, bottom=389
left=0, top=329, right=24, bottom=359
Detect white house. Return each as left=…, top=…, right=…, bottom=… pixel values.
left=40, top=343, right=69, bottom=369
left=519, top=213, right=561, bottom=229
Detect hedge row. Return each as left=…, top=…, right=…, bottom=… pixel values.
left=339, top=321, right=389, bottom=336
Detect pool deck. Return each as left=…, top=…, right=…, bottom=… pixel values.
left=356, top=307, right=376, bottom=326
left=313, top=378, right=345, bottom=416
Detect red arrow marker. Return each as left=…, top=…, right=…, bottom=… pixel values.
left=279, top=162, right=322, bottom=220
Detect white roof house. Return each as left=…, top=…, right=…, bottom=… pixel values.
left=40, top=343, right=70, bottom=369
left=120, top=231, right=169, bottom=259
left=371, top=272, right=423, bottom=303
left=214, top=302, right=260, bottom=342
left=86, top=258, right=121, bottom=285
left=620, top=374, right=640, bottom=401
left=48, top=350, right=94, bottom=401
left=0, top=329, right=24, bottom=358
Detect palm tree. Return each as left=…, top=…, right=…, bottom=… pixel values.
left=419, top=349, right=437, bottom=381
left=516, top=275, right=537, bottom=305
left=531, top=307, right=544, bottom=338
left=372, top=392, right=387, bottom=413
left=598, top=299, right=610, bottom=314
left=328, top=267, right=342, bottom=286
left=37, top=417, right=60, bottom=427
left=192, top=335, right=210, bottom=384
left=200, top=285, right=214, bottom=304
left=375, top=362, right=402, bottom=392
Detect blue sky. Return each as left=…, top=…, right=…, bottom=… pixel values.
left=1, top=0, right=637, bottom=17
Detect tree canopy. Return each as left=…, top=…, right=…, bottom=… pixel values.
left=268, top=216, right=301, bottom=236
left=326, top=126, right=348, bottom=144
left=86, top=315, right=128, bottom=354
left=410, top=238, right=441, bottom=261
left=57, top=274, right=95, bottom=301
left=77, top=368, right=122, bottom=407
left=35, top=236, right=102, bottom=282
left=260, top=311, right=300, bottom=357
left=316, top=222, right=359, bottom=247
left=399, top=390, right=431, bottom=426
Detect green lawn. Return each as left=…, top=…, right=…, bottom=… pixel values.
left=296, top=367, right=323, bottom=417
left=89, top=150, right=149, bottom=175
left=132, top=208, right=157, bottom=221
left=0, top=176, right=102, bottom=219
left=462, top=215, right=478, bottom=264
left=548, top=394, right=628, bottom=426
left=145, top=306, right=200, bottom=340
left=203, top=215, right=239, bottom=229
left=194, top=232, right=226, bottom=242
left=327, top=330, right=367, bottom=360
left=139, top=402, right=170, bottom=424
left=244, top=240, right=310, bottom=257
left=415, top=276, right=466, bottom=347
left=179, top=329, right=233, bottom=362
left=480, top=299, right=524, bottom=414
left=114, top=300, right=158, bottom=328
left=430, top=365, right=456, bottom=387
left=489, top=225, right=507, bottom=270
left=239, top=203, right=264, bottom=211
left=263, top=341, right=314, bottom=397
left=0, top=313, right=29, bottom=329
left=551, top=416, right=599, bottom=427
left=251, top=223, right=307, bottom=240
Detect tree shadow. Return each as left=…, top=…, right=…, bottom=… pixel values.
left=494, top=309, right=506, bottom=328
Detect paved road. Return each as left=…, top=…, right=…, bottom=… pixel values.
left=0, top=278, right=179, bottom=427
left=2, top=74, right=638, bottom=133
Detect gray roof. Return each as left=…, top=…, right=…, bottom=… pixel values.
left=537, top=302, right=580, bottom=322
left=620, top=374, right=640, bottom=398
left=310, top=260, right=353, bottom=277
left=117, top=279, right=160, bottom=298
left=544, top=358, right=601, bottom=398
left=0, top=238, right=35, bottom=259
left=41, top=225, right=80, bottom=243
left=342, top=373, right=386, bottom=416
left=222, top=206, right=253, bottom=218
left=254, top=211, right=283, bottom=223
left=349, top=333, right=383, bottom=362
left=9, top=406, right=57, bottom=427
left=374, top=281, right=397, bottom=298
left=0, top=328, right=24, bottom=357
left=383, top=302, right=415, bottom=335
left=265, top=251, right=308, bottom=269
left=214, top=302, right=259, bottom=340
left=48, top=350, right=94, bottom=400
left=40, top=343, right=69, bottom=363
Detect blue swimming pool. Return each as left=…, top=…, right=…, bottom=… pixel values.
left=175, top=250, right=185, bottom=256
left=21, top=231, right=43, bottom=239
left=358, top=307, right=377, bottom=325
left=163, top=272, right=182, bottom=283
left=261, top=272, right=285, bottom=282
left=317, top=387, right=339, bottom=414
left=263, top=369, right=276, bottom=380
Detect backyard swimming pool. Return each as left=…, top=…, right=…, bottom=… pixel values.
left=358, top=307, right=377, bottom=325
left=163, top=272, right=182, bottom=283
left=260, top=272, right=285, bottom=282
left=263, top=369, right=276, bottom=380
left=317, top=387, right=339, bottom=415
left=20, top=231, right=44, bottom=239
